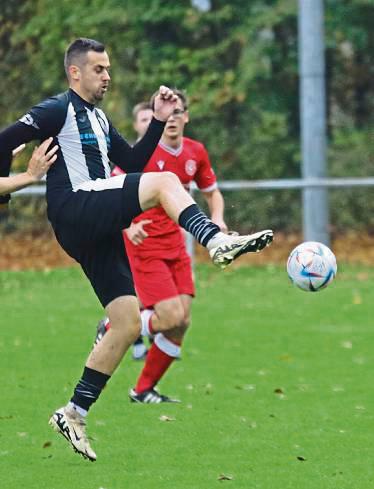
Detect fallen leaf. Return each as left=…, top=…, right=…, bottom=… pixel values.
left=159, top=415, right=175, bottom=422
left=297, top=456, right=306, bottom=461
left=218, top=474, right=234, bottom=481
left=42, top=441, right=52, bottom=448
left=274, top=388, right=284, bottom=394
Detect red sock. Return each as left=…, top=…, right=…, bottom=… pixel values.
left=135, top=341, right=179, bottom=393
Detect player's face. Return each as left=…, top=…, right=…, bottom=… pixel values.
left=163, top=98, right=188, bottom=141
left=133, top=109, right=153, bottom=139
left=77, top=50, right=111, bottom=104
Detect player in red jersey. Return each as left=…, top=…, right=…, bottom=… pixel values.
left=97, top=89, right=228, bottom=402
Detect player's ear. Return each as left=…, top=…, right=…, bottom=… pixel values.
left=69, top=64, right=81, bottom=81
left=184, top=110, right=190, bottom=124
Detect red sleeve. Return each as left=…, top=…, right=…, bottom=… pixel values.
left=111, top=165, right=126, bottom=177
left=194, top=144, right=217, bottom=191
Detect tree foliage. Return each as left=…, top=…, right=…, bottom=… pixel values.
left=0, top=0, right=373, bottom=232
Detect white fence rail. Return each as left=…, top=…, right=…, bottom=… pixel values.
left=12, top=176, right=374, bottom=259
left=13, top=176, right=374, bottom=196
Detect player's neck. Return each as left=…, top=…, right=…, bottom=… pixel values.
left=69, top=86, right=96, bottom=106
left=161, top=135, right=183, bottom=150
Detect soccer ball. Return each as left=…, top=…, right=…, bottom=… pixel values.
left=287, top=241, right=337, bottom=292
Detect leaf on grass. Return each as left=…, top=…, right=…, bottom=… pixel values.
left=42, top=441, right=52, bottom=448
left=218, top=474, right=234, bottom=481
left=159, top=415, right=175, bottom=422
left=279, top=354, right=292, bottom=362
left=297, top=456, right=306, bottom=461
left=274, top=388, right=284, bottom=394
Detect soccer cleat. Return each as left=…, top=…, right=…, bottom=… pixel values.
left=94, top=318, right=108, bottom=346
left=209, top=229, right=273, bottom=269
left=132, top=341, right=148, bottom=360
left=129, top=388, right=180, bottom=404
left=49, top=406, right=97, bottom=462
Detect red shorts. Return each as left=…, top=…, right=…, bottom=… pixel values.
left=128, top=247, right=195, bottom=308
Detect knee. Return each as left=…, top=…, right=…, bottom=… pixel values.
left=110, top=309, right=141, bottom=341
left=159, top=302, right=185, bottom=331
left=159, top=171, right=180, bottom=190
left=180, top=312, right=191, bottom=332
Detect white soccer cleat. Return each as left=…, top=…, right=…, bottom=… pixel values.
left=209, top=229, right=274, bottom=269
left=49, top=406, right=97, bottom=462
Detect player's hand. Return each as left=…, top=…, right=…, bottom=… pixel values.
left=153, top=86, right=178, bottom=122
left=26, top=137, right=58, bottom=182
left=125, top=219, right=152, bottom=245
left=12, top=144, right=26, bottom=157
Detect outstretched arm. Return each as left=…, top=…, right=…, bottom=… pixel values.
left=202, top=188, right=228, bottom=232
left=109, top=86, right=177, bottom=172
left=0, top=138, right=58, bottom=196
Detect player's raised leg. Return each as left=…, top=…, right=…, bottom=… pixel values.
left=138, top=172, right=273, bottom=268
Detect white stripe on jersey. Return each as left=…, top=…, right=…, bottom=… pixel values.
left=75, top=174, right=126, bottom=192
left=58, top=103, right=90, bottom=189
left=86, top=108, right=111, bottom=179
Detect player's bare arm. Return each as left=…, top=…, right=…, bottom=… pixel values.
left=202, top=188, right=228, bottom=233
left=0, top=138, right=57, bottom=196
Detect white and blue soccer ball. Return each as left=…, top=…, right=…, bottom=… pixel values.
left=287, top=241, right=337, bottom=292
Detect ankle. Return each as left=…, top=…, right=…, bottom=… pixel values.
left=206, top=231, right=227, bottom=251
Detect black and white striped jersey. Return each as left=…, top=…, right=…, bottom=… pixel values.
left=0, top=89, right=165, bottom=222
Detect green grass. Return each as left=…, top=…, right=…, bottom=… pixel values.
left=0, top=264, right=373, bottom=488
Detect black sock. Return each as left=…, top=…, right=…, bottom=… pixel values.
left=70, top=367, right=110, bottom=412
left=178, top=204, right=220, bottom=247
left=134, top=336, right=143, bottom=346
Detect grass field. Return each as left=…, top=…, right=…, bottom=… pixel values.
left=0, top=264, right=373, bottom=489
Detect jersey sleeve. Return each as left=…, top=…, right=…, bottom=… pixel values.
left=111, top=165, right=125, bottom=177
left=108, top=117, right=165, bottom=173
left=0, top=95, right=67, bottom=203
left=194, top=144, right=218, bottom=192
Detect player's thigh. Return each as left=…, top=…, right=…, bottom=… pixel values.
left=170, top=249, right=195, bottom=299
left=138, top=172, right=180, bottom=211
left=54, top=174, right=143, bottom=247
left=80, top=233, right=136, bottom=308
left=131, top=256, right=180, bottom=309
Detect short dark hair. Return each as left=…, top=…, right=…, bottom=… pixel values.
left=150, top=88, right=188, bottom=111
left=132, top=101, right=152, bottom=121
left=64, top=38, right=105, bottom=77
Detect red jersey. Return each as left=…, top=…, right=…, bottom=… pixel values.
left=112, top=137, right=217, bottom=258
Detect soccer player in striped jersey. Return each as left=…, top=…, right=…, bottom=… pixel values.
left=0, top=38, right=273, bottom=462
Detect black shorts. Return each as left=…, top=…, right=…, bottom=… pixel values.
left=52, top=173, right=142, bottom=307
